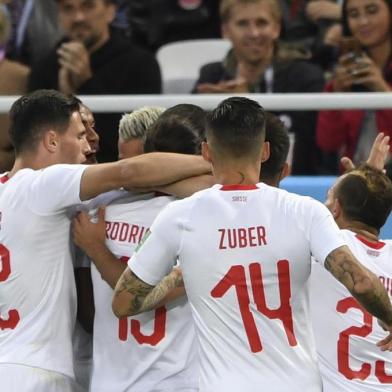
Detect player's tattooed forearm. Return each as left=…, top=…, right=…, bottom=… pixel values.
left=326, top=248, right=392, bottom=324
left=141, top=269, right=184, bottom=312
left=325, top=249, right=358, bottom=291
left=114, top=268, right=153, bottom=313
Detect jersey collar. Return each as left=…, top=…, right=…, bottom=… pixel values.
left=0, top=173, right=9, bottom=183
left=220, top=184, right=259, bottom=191
left=355, top=234, right=385, bottom=250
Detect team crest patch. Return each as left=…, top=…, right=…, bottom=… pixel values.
left=135, top=229, right=151, bottom=252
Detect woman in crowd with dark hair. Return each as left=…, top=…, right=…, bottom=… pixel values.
left=317, top=0, right=392, bottom=176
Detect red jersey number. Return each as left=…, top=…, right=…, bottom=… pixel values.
left=118, top=307, right=167, bottom=345
left=337, top=297, right=392, bottom=383
left=117, top=255, right=167, bottom=345
left=211, top=260, right=297, bottom=353
left=0, top=244, right=20, bottom=330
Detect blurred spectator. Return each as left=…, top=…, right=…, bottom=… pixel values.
left=194, top=0, right=326, bottom=175
left=5, top=0, right=62, bottom=66
left=279, top=0, right=342, bottom=70
left=29, top=0, right=161, bottom=163
left=278, top=0, right=317, bottom=49
left=0, top=4, right=29, bottom=172
left=128, top=0, right=220, bottom=50
left=317, top=0, right=392, bottom=172
left=306, top=0, right=343, bottom=69
left=305, top=0, right=342, bottom=25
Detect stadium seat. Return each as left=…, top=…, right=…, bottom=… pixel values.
left=156, top=38, right=231, bottom=94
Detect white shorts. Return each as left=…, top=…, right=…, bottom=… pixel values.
left=0, top=363, right=82, bottom=391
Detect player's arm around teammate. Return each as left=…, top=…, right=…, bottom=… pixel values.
left=79, top=152, right=210, bottom=200
left=113, top=205, right=391, bottom=335
left=74, top=205, right=186, bottom=308
left=324, top=245, right=392, bottom=350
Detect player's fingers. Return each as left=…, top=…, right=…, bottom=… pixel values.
left=373, top=132, right=385, bottom=145
left=378, top=134, right=390, bottom=156
left=340, top=156, right=355, bottom=172
left=380, top=134, right=390, bottom=150
left=376, top=331, right=392, bottom=351
left=367, top=132, right=390, bottom=170
left=74, top=211, right=83, bottom=224
left=97, top=206, right=106, bottom=222
left=72, top=220, right=82, bottom=243
left=377, top=318, right=388, bottom=331
left=77, top=210, right=91, bottom=225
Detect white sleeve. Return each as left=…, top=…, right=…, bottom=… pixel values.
left=308, top=199, right=346, bottom=267
left=28, top=164, right=88, bottom=215
left=128, top=202, right=182, bottom=285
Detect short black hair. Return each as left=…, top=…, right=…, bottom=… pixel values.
left=9, top=89, right=80, bottom=155
left=144, top=104, right=206, bottom=155
left=335, top=165, right=392, bottom=231
left=163, top=104, right=206, bottom=137
left=260, top=112, right=289, bottom=183
left=206, top=97, right=266, bottom=158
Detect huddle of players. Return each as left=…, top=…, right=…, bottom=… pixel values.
left=0, top=89, right=391, bottom=392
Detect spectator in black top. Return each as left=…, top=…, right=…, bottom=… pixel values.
left=29, top=0, right=161, bottom=163
left=194, top=0, right=326, bottom=175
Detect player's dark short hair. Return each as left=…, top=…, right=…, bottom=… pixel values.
left=144, top=104, right=206, bottom=155
left=206, top=97, right=266, bottom=158
left=260, top=112, right=290, bottom=182
left=335, top=164, right=392, bottom=231
left=163, top=104, right=206, bottom=138
left=9, top=89, right=80, bottom=155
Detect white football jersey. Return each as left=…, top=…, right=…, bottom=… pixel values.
left=311, top=230, right=392, bottom=391
left=0, top=165, right=87, bottom=379
left=90, top=193, right=198, bottom=392
left=129, top=183, right=346, bottom=392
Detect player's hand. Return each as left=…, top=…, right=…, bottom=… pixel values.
left=171, top=266, right=184, bottom=287
left=377, top=320, right=392, bottom=351
left=57, top=41, right=92, bottom=92
left=340, top=156, right=355, bottom=172
left=366, top=132, right=390, bottom=171
left=306, top=0, right=342, bottom=22
left=341, top=133, right=390, bottom=172
left=73, top=207, right=106, bottom=255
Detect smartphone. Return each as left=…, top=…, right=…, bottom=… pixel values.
left=339, top=37, right=363, bottom=62
left=339, top=37, right=369, bottom=90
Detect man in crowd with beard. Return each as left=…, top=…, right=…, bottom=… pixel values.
left=28, top=0, right=161, bottom=163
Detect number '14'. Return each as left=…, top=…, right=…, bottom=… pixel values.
left=211, top=260, right=297, bottom=353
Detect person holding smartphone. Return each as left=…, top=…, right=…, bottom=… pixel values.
left=316, top=0, right=392, bottom=176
